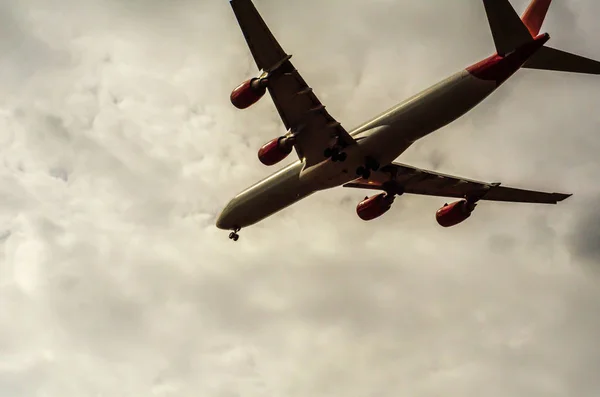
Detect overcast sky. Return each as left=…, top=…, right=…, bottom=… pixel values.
left=1, top=0, right=600, bottom=396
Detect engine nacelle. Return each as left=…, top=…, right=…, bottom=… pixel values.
left=230, top=78, right=267, bottom=109
left=356, top=193, right=395, bottom=221
left=435, top=199, right=476, bottom=227
left=257, top=136, right=295, bottom=166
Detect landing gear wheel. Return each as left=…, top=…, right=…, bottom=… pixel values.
left=356, top=166, right=371, bottom=179
left=228, top=228, right=241, bottom=242
left=332, top=151, right=347, bottom=162
left=365, top=157, right=380, bottom=171
left=325, top=147, right=347, bottom=162
left=325, top=147, right=340, bottom=158
left=330, top=148, right=340, bottom=161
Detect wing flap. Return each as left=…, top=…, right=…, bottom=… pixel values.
left=482, top=186, right=571, bottom=203
left=343, top=162, right=571, bottom=205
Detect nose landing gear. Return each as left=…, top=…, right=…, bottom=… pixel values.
left=228, top=227, right=241, bottom=242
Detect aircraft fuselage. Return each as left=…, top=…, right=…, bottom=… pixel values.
left=216, top=34, right=550, bottom=231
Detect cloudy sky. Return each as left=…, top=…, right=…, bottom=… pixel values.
left=1, top=0, right=600, bottom=396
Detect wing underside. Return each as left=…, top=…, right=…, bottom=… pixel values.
left=229, top=0, right=356, bottom=167
left=343, top=162, right=571, bottom=204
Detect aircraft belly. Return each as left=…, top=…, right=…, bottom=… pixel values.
left=389, top=72, right=496, bottom=142
left=353, top=72, right=496, bottom=152
left=298, top=142, right=368, bottom=189
left=219, top=162, right=311, bottom=228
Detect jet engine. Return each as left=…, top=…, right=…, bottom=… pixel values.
left=258, top=135, right=295, bottom=166
left=435, top=199, right=476, bottom=227
left=230, top=78, right=268, bottom=109
left=356, top=193, right=395, bottom=221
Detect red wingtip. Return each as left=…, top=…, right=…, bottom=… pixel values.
left=522, top=0, right=552, bottom=36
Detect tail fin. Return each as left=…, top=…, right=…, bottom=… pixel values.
left=483, top=0, right=600, bottom=75
left=521, top=0, right=552, bottom=36
left=520, top=0, right=600, bottom=75
left=482, top=0, right=532, bottom=56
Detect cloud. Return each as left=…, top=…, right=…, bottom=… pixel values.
left=568, top=195, right=600, bottom=270
left=1, top=0, right=599, bottom=396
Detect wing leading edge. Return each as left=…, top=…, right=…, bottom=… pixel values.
left=343, top=162, right=571, bottom=204
left=229, top=0, right=356, bottom=167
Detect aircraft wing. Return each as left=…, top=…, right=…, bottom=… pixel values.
left=229, top=0, right=357, bottom=167
left=343, top=162, right=571, bottom=204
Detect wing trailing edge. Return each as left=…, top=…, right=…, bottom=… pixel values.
left=343, top=162, right=572, bottom=205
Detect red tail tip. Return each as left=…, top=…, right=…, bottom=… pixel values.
left=522, top=0, right=552, bottom=36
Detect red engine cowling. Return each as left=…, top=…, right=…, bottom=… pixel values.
left=356, top=193, right=395, bottom=221
left=435, top=199, right=476, bottom=227
left=257, top=136, right=295, bottom=166
left=230, top=78, right=267, bottom=109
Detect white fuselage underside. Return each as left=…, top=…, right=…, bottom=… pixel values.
left=216, top=70, right=497, bottom=230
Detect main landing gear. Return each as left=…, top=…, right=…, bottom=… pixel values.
left=356, top=157, right=380, bottom=179
left=324, top=147, right=347, bottom=162
left=228, top=227, right=241, bottom=242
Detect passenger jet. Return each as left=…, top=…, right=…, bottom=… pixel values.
left=217, top=0, right=600, bottom=241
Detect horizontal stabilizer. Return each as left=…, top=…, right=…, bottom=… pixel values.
left=523, top=46, right=600, bottom=75
left=483, top=0, right=533, bottom=56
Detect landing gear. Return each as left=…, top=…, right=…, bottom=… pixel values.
left=228, top=227, right=241, bottom=242
left=356, top=157, right=380, bottom=179
left=356, top=166, right=371, bottom=179
left=333, top=152, right=347, bottom=162
left=365, top=157, right=380, bottom=171
left=324, top=147, right=347, bottom=162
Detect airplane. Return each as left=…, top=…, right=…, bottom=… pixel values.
left=217, top=0, right=600, bottom=242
